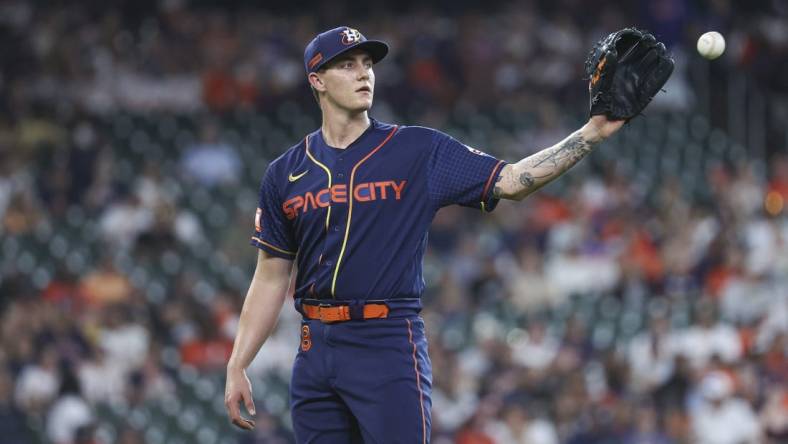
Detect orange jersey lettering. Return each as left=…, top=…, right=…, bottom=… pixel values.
left=283, top=180, right=408, bottom=219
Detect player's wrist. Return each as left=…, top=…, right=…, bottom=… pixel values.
left=581, top=119, right=605, bottom=144
left=227, top=360, right=247, bottom=373
left=583, top=116, right=625, bottom=143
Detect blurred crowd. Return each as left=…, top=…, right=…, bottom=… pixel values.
left=1, top=0, right=788, bottom=118
left=1, top=0, right=788, bottom=443
left=420, top=156, right=788, bottom=443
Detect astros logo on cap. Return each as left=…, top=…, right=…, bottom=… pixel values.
left=341, top=28, right=362, bottom=45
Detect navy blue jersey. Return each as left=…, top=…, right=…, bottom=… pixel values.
left=251, top=118, right=506, bottom=305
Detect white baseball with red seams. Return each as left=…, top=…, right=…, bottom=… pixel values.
left=697, top=31, right=725, bottom=60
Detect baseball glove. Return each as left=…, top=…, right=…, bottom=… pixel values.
left=585, top=28, right=675, bottom=121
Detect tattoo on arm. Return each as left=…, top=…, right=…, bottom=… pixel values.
left=493, top=175, right=504, bottom=198
left=518, top=171, right=535, bottom=188
left=526, top=134, right=593, bottom=169
left=493, top=131, right=598, bottom=200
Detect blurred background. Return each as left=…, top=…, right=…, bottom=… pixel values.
left=1, top=0, right=787, bottom=443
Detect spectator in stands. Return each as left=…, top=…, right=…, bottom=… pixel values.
left=0, top=366, right=33, bottom=442
left=690, top=371, right=761, bottom=444
left=46, top=367, right=94, bottom=444
left=455, top=405, right=496, bottom=444
left=760, top=382, right=788, bottom=442
left=760, top=332, right=787, bottom=382
left=180, top=311, right=233, bottom=371
left=15, top=344, right=61, bottom=415
left=487, top=401, right=559, bottom=444
left=97, top=192, right=154, bottom=250
left=622, top=404, right=674, bottom=444
left=2, top=191, right=42, bottom=236
left=431, top=358, right=480, bottom=434
left=78, top=258, right=134, bottom=307
left=96, top=304, right=150, bottom=377
left=507, top=246, right=565, bottom=313
left=180, top=120, right=241, bottom=187
left=675, top=303, right=742, bottom=370
left=628, top=314, right=678, bottom=393
left=77, top=347, right=126, bottom=405
left=134, top=346, right=175, bottom=403
left=510, top=319, right=560, bottom=372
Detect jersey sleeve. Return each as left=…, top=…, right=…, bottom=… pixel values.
left=250, top=164, right=298, bottom=259
left=426, top=130, right=507, bottom=211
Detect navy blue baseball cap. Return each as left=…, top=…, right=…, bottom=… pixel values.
left=304, top=26, right=389, bottom=74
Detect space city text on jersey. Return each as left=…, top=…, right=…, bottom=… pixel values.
left=282, top=180, right=407, bottom=220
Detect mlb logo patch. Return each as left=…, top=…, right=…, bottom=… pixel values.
left=255, top=208, right=262, bottom=232
left=340, top=28, right=362, bottom=45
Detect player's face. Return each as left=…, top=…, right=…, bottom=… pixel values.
left=317, top=50, right=375, bottom=112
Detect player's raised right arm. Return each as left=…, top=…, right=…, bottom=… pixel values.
left=225, top=250, right=293, bottom=430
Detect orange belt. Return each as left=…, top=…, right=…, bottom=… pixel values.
left=302, top=303, right=389, bottom=323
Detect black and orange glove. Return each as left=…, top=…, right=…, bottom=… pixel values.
left=585, top=28, right=675, bottom=121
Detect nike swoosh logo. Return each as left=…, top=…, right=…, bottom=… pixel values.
left=288, top=170, right=309, bottom=182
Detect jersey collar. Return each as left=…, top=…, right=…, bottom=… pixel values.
left=317, top=118, right=379, bottom=154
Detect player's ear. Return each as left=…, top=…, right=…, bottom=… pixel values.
left=308, top=72, right=326, bottom=93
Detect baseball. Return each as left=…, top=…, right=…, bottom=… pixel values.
left=697, top=31, right=725, bottom=60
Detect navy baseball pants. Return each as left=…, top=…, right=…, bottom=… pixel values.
left=290, top=313, right=432, bottom=443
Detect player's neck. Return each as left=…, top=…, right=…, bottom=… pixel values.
left=320, top=110, right=370, bottom=149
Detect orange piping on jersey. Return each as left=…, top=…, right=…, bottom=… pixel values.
left=480, top=160, right=505, bottom=212
left=407, top=319, right=427, bottom=444
left=304, top=136, right=333, bottom=232
left=330, top=126, right=398, bottom=296
left=250, top=236, right=297, bottom=256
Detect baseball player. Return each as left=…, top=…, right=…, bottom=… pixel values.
left=225, top=26, right=670, bottom=443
